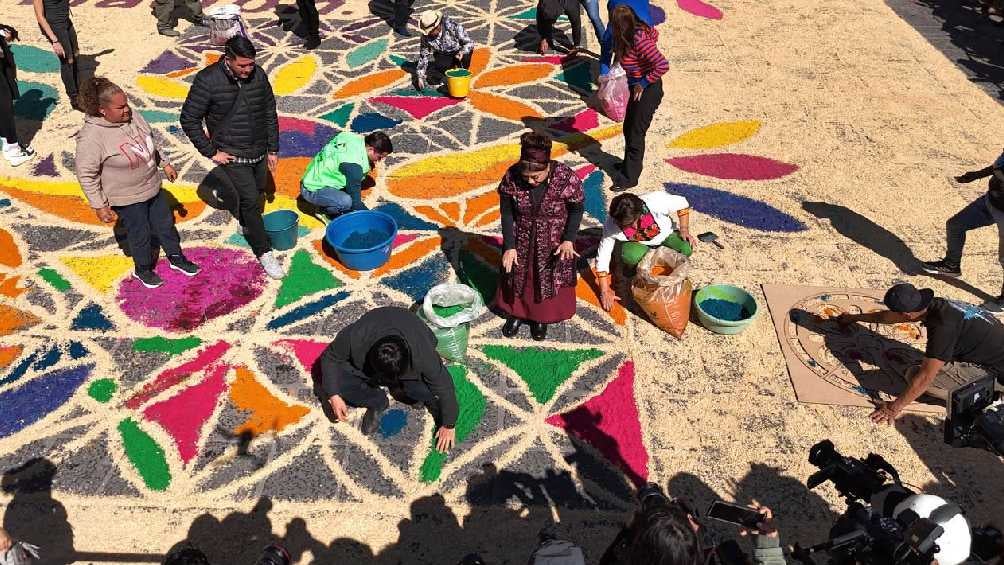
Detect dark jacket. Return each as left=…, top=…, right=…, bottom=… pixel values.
left=179, top=60, right=279, bottom=159
left=0, top=25, right=18, bottom=99
left=319, top=307, right=460, bottom=428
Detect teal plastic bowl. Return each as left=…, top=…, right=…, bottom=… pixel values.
left=694, top=284, right=758, bottom=335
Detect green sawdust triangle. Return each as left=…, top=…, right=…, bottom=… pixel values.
left=419, top=365, right=486, bottom=483
left=275, top=250, right=343, bottom=308
left=320, top=103, right=354, bottom=128
left=482, top=345, right=604, bottom=405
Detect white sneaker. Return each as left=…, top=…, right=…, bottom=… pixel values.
left=259, top=251, right=286, bottom=279
left=2, top=142, right=35, bottom=167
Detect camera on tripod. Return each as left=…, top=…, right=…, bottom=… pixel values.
left=792, top=440, right=1000, bottom=565
left=945, top=376, right=1004, bottom=456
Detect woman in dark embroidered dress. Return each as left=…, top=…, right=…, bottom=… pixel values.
left=494, top=133, right=585, bottom=341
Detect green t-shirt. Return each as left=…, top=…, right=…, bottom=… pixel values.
left=301, top=132, right=371, bottom=192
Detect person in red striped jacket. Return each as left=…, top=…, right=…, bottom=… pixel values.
left=602, top=0, right=668, bottom=191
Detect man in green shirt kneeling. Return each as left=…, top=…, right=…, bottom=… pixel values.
left=300, top=131, right=393, bottom=218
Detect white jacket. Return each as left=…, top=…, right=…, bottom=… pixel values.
left=595, top=191, right=690, bottom=273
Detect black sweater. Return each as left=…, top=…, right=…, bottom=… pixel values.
left=319, top=307, right=460, bottom=428
left=179, top=61, right=279, bottom=159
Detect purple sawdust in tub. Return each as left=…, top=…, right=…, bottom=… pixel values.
left=342, top=229, right=389, bottom=249
left=117, top=247, right=267, bottom=332
left=700, top=299, right=751, bottom=322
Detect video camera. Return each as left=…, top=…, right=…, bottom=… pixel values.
left=792, top=440, right=1001, bottom=565
left=945, top=376, right=1004, bottom=457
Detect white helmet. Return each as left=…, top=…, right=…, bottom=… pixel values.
left=892, top=494, right=972, bottom=565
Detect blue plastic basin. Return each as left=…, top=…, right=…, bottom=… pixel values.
left=323, top=211, right=398, bottom=271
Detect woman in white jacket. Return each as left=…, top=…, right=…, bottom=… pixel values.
left=596, top=191, right=697, bottom=311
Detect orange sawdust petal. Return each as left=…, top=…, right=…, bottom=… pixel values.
left=576, top=273, right=626, bottom=325
left=204, top=52, right=221, bottom=66
left=333, top=68, right=408, bottom=100
left=166, top=67, right=198, bottom=78
left=371, top=235, right=442, bottom=277
left=0, top=275, right=26, bottom=299
left=0, top=304, right=41, bottom=336
left=473, top=63, right=553, bottom=89
left=463, top=191, right=498, bottom=225
left=468, top=47, right=491, bottom=76
left=386, top=144, right=521, bottom=199
left=469, top=91, right=542, bottom=122
left=0, top=228, right=22, bottom=268
left=273, top=157, right=311, bottom=199
left=441, top=202, right=461, bottom=222
left=229, top=366, right=310, bottom=437
left=0, top=184, right=203, bottom=225
left=474, top=209, right=501, bottom=228
left=414, top=205, right=455, bottom=227
left=0, top=345, right=23, bottom=369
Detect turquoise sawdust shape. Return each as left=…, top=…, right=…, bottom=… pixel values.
left=347, top=38, right=390, bottom=69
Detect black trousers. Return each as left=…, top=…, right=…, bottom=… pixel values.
left=393, top=0, right=414, bottom=29
left=50, top=22, right=79, bottom=98
left=426, top=50, right=473, bottom=83
left=0, top=78, right=16, bottom=144
left=111, top=190, right=183, bottom=271
left=622, top=78, right=663, bottom=186
left=220, top=160, right=271, bottom=257
left=296, top=0, right=319, bottom=38
left=340, top=378, right=442, bottom=425
left=536, top=1, right=582, bottom=49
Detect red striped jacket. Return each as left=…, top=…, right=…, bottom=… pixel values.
left=620, top=26, right=668, bottom=88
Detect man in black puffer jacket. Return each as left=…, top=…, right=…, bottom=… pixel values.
left=180, top=35, right=285, bottom=279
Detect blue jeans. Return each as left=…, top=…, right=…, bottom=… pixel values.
left=301, top=186, right=353, bottom=216
left=579, top=0, right=605, bottom=44
left=945, top=194, right=1004, bottom=273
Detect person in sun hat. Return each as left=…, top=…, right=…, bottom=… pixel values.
left=836, top=282, right=1004, bottom=425
left=414, top=9, right=474, bottom=91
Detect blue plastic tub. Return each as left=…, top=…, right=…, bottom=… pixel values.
left=324, top=211, right=398, bottom=271
left=263, top=209, right=300, bottom=251
left=694, top=284, right=759, bottom=335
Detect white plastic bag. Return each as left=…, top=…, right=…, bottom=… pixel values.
left=420, top=284, right=485, bottom=362
left=421, top=283, right=485, bottom=328
left=0, top=541, right=40, bottom=565
left=596, top=64, right=629, bottom=122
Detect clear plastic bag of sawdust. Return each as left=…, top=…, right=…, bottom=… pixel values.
left=631, top=247, right=692, bottom=339
left=420, top=283, right=486, bottom=362
left=1, top=541, right=41, bottom=565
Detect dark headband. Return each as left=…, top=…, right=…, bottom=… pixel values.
left=520, top=145, right=550, bottom=164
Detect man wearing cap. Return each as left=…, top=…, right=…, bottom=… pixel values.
left=414, top=10, right=474, bottom=92
left=837, top=283, right=1004, bottom=425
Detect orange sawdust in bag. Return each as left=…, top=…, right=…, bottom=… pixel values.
left=632, top=248, right=692, bottom=338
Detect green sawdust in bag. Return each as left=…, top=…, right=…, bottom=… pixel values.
left=432, top=304, right=466, bottom=318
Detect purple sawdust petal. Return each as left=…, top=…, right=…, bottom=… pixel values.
left=665, top=183, right=807, bottom=232
left=31, top=154, right=58, bottom=177
left=140, top=51, right=193, bottom=74
left=0, top=364, right=93, bottom=438
left=666, top=153, right=798, bottom=180
left=117, top=247, right=267, bottom=332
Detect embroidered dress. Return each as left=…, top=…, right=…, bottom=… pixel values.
left=494, top=161, right=584, bottom=323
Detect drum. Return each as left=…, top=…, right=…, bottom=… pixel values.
left=205, top=4, right=246, bottom=46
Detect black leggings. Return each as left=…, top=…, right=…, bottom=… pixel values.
left=50, top=21, right=79, bottom=98
left=296, top=0, right=319, bottom=38
left=0, top=80, right=16, bottom=144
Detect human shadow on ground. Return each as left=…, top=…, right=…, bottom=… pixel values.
left=521, top=117, right=621, bottom=182
left=275, top=5, right=306, bottom=37
left=368, top=0, right=404, bottom=29
left=13, top=88, right=57, bottom=146
left=788, top=307, right=944, bottom=407
left=1, top=458, right=74, bottom=565
left=886, top=0, right=1004, bottom=100
left=802, top=201, right=995, bottom=303
left=77, top=48, right=114, bottom=89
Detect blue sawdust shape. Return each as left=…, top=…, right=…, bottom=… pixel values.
left=266, top=291, right=351, bottom=330
left=384, top=256, right=450, bottom=303
left=583, top=171, right=606, bottom=222
left=665, top=183, right=807, bottom=233
left=71, top=303, right=115, bottom=331
left=350, top=112, right=401, bottom=133
left=379, top=408, right=408, bottom=438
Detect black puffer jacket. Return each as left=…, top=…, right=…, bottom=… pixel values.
left=179, top=60, right=278, bottom=159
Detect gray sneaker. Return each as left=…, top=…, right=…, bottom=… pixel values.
left=158, top=27, right=180, bottom=37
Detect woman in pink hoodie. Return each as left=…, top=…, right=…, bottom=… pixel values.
left=74, top=77, right=199, bottom=289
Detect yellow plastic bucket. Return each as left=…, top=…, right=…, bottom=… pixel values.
left=446, top=69, right=472, bottom=98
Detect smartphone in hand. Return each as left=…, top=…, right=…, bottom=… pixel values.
left=706, top=501, right=764, bottom=529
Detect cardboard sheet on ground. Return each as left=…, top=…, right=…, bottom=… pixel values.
left=762, top=284, right=942, bottom=414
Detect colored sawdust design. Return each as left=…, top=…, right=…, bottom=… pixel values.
left=481, top=345, right=604, bottom=404
left=229, top=366, right=311, bottom=436
left=667, top=153, right=800, bottom=181
left=419, top=365, right=487, bottom=483
left=132, top=336, right=203, bottom=355
left=678, top=0, right=724, bottom=19
left=276, top=250, right=343, bottom=308
left=117, top=247, right=267, bottom=332
left=143, top=363, right=228, bottom=464
left=0, top=365, right=93, bottom=439
left=546, top=361, right=648, bottom=487
left=666, top=183, right=808, bottom=232
left=118, top=418, right=172, bottom=491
